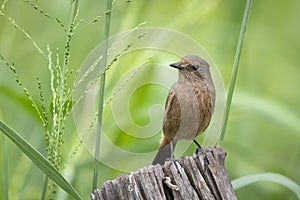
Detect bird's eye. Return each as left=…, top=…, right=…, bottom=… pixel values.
left=192, top=65, right=199, bottom=71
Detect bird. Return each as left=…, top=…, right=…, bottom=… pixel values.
left=152, top=55, right=216, bottom=165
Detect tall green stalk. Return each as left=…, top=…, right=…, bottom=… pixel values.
left=218, top=0, right=252, bottom=145
left=92, top=0, right=113, bottom=191
left=1, top=136, right=8, bottom=200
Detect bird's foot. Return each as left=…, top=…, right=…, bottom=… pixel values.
left=166, top=156, right=183, bottom=174
left=166, top=154, right=176, bottom=162
left=193, top=139, right=202, bottom=154
left=195, top=147, right=202, bottom=154
left=174, top=160, right=184, bottom=174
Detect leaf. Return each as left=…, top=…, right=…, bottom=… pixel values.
left=232, top=173, right=300, bottom=199
left=0, top=120, right=82, bottom=200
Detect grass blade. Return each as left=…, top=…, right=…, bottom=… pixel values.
left=232, top=173, right=300, bottom=199
left=0, top=120, right=82, bottom=200
left=218, top=0, right=252, bottom=145
left=41, top=176, right=48, bottom=200
left=1, top=136, right=8, bottom=200
left=92, top=0, right=113, bottom=191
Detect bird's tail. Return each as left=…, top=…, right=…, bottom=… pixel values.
left=152, top=141, right=177, bottom=165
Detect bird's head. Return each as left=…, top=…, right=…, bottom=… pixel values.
left=169, top=55, right=211, bottom=81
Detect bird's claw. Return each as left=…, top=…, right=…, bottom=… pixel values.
left=195, top=147, right=202, bottom=154
left=166, top=156, right=183, bottom=174
left=174, top=160, right=184, bottom=174
left=193, top=139, right=202, bottom=154
left=166, top=155, right=175, bottom=162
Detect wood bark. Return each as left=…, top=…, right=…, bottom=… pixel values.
left=91, top=146, right=237, bottom=200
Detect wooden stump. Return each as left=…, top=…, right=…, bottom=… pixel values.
left=91, top=146, right=237, bottom=200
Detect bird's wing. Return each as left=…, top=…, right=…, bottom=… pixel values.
left=162, top=90, right=181, bottom=145
left=193, top=85, right=214, bottom=134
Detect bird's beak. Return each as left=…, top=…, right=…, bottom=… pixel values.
left=169, top=62, right=183, bottom=70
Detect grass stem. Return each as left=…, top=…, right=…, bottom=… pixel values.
left=218, top=0, right=252, bottom=145
left=92, top=0, right=113, bottom=191
left=1, top=136, right=8, bottom=200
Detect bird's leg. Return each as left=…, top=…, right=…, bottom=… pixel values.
left=193, top=139, right=201, bottom=148
left=170, top=139, right=175, bottom=161
left=193, top=139, right=202, bottom=154
left=168, top=140, right=184, bottom=174
left=166, top=139, right=176, bottom=162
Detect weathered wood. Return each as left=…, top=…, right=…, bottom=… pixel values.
left=91, top=146, right=237, bottom=200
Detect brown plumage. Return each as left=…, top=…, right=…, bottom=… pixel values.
left=152, top=55, right=215, bottom=165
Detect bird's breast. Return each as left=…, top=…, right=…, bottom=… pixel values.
left=163, top=81, right=214, bottom=141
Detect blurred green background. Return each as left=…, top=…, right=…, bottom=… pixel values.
left=0, top=0, right=300, bottom=199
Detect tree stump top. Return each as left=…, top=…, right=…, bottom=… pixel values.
left=91, top=146, right=237, bottom=200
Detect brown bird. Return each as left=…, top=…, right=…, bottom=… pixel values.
left=152, top=55, right=215, bottom=165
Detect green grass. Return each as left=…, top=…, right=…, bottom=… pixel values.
left=218, top=0, right=252, bottom=145
left=0, top=0, right=300, bottom=199
left=232, top=173, right=300, bottom=199
left=93, top=0, right=113, bottom=191
left=0, top=120, right=82, bottom=200
left=1, top=135, right=8, bottom=200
